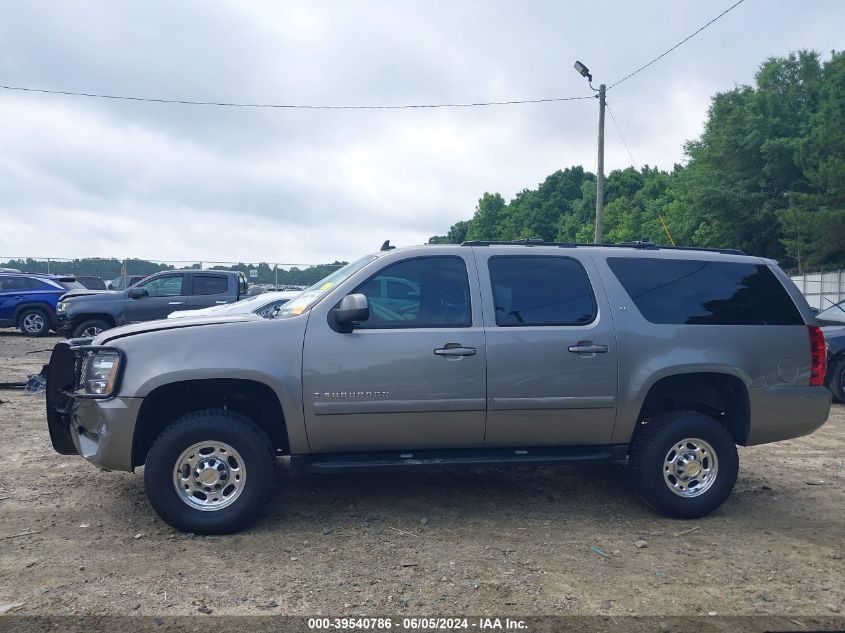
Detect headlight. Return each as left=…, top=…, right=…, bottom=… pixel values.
left=56, top=301, right=68, bottom=313
left=80, top=350, right=122, bottom=396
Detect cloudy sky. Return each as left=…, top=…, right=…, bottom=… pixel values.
left=1, top=1, right=843, bottom=265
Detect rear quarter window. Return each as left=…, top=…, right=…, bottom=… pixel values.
left=606, top=257, right=803, bottom=325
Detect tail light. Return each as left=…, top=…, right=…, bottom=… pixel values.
left=808, top=325, right=827, bottom=387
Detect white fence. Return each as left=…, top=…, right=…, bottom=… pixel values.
left=790, top=270, right=845, bottom=310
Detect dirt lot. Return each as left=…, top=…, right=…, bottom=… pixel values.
left=0, top=330, right=843, bottom=618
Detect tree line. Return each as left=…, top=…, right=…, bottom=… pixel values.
left=0, top=257, right=345, bottom=286
left=428, top=50, right=845, bottom=272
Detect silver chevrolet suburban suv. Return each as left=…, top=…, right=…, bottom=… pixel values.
left=45, top=241, right=831, bottom=534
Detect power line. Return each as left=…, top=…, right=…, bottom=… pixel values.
left=1, top=1, right=746, bottom=111
left=0, top=84, right=593, bottom=110
left=606, top=103, right=638, bottom=170
left=607, top=0, right=747, bottom=91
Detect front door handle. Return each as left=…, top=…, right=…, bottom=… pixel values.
left=568, top=343, right=608, bottom=354
left=434, top=344, right=476, bottom=357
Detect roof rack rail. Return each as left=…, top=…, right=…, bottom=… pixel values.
left=460, top=238, right=745, bottom=256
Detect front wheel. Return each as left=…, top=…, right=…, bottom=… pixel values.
left=629, top=410, right=738, bottom=519
left=144, top=409, right=277, bottom=534
left=72, top=318, right=111, bottom=339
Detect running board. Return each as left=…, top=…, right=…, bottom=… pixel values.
left=291, top=445, right=629, bottom=473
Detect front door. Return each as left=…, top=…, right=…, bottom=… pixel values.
left=477, top=252, right=618, bottom=446
left=302, top=254, right=486, bottom=453
left=125, top=273, right=187, bottom=322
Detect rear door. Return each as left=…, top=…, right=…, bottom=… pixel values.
left=186, top=273, right=233, bottom=309
left=124, top=273, right=187, bottom=322
left=477, top=250, right=618, bottom=446
left=302, top=253, right=487, bottom=453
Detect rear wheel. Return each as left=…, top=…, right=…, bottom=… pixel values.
left=829, top=358, right=845, bottom=403
left=629, top=409, right=738, bottom=519
left=72, top=318, right=111, bottom=338
left=144, top=409, right=276, bottom=534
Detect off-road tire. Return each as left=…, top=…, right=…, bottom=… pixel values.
left=629, top=409, right=738, bottom=519
left=18, top=308, right=51, bottom=337
left=144, top=409, right=276, bottom=534
left=72, top=318, right=111, bottom=339
left=829, top=358, right=845, bottom=403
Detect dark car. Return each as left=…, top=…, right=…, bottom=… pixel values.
left=75, top=276, right=108, bottom=290
left=823, top=325, right=845, bottom=402
left=57, top=269, right=249, bottom=337
left=0, top=272, right=85, bottom=336
left=107, top=274, right=147, bottom=291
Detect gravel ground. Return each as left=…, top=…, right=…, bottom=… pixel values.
left=0, top=329, right=843, bottom=618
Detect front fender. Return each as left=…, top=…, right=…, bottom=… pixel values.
left=114, top=316, right=310, bottom=453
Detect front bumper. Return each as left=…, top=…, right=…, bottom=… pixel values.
left=55, top=313, right=72, bottom=334
left=45, top=341, right=140, bottom=472
left=67, top=396, right=142, bottom=471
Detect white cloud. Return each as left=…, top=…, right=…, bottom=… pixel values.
left=0, top=0, right=843, bottom=264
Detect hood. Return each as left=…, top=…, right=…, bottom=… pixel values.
left=61, top=289, right=124, bottom=301
left=97, top=314, right=262, bottom=344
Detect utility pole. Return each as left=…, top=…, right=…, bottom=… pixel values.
left=595, top=83, right=606, bottom=243
left=573, top=61, right=606, bottom=243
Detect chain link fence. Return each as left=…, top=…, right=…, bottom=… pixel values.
left=0, top=257, right=345, bottom=293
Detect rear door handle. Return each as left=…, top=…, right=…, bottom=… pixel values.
left=168, top=301, right=182, bottom=305
left=434, top=345, right=476, bottom=357
left=215, top=300, right=228, bottom=304
left=568, top=344, right=608, bottom=354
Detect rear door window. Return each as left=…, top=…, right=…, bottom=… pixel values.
left=606, top=257, right=803, bottom=325
left=192, top=274, right=229, bottom=296
left=488, top=256, right=596, bottom=326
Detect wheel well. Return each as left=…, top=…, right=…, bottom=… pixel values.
left=636, top=373, right=750, bottom=445
left=15, top=302, right=54, bottom=323
left=132, top=378, right=289, bottom=468
left=73, top=313, right=116, bottom=328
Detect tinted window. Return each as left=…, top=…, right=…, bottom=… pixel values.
left=0, top=276, right=29, bottom=291
left=606, top=258, right=803, bottom=325
left=193, top=274, right=228, bottom=296
left=489, top=256, right=596, bottom=326
left=140, top=274, right=184, bottom=297
left=353, top=256, right=470, bottom=328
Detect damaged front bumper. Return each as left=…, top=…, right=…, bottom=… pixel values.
left=45, top=341, right=140, bottom=472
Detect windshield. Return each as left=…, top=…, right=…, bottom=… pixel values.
left=273, top=256, right=377, bottom=319
left=816, top=299, right=845, bottom=324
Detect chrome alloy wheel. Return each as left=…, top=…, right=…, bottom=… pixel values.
left=80, top=325, right=104, bottom=337
left=22, top=313, right=45, bottom=334
left=663, top=437, right=719, bottom=498
left=172, top=441, right=247, bottom=511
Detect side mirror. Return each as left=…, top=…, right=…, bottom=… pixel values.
left=332, top=294, right=369, bottom=330
left=128, top=287, right=149, bottom=299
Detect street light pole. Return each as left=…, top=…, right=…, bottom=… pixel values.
left=573, top=61, right=606, bottom=243
left=594, top=83, right=606, bottom=243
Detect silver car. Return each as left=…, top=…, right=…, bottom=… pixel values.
left=45, top=241, right=831, bottom=533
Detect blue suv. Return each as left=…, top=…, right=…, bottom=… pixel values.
left=0, top=273, right=85, bottom=336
